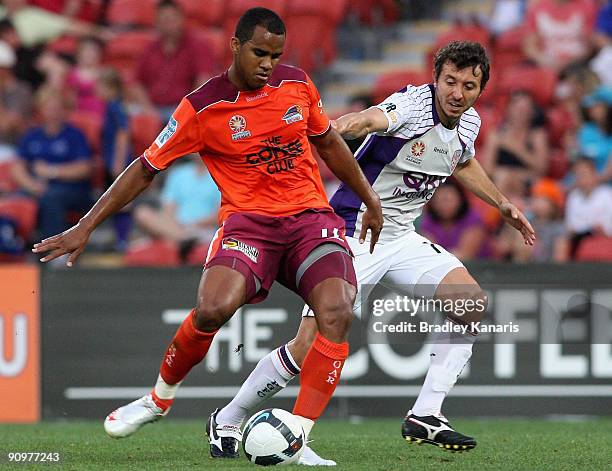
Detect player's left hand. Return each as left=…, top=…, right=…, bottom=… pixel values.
left=499, top=201, right=536, bottom=246
left=359, top=198, right=383, bottom=253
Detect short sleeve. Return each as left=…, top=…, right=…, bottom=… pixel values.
left=375, top=88, right=419, bottom=133
left=458, top=111, right=481, bottom=164
left=306, top=76, right=331, bottom=136
left=141, top=98, right=202, bottom=172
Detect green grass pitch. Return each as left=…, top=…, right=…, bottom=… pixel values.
left=1, top=418, right=611, bottom=470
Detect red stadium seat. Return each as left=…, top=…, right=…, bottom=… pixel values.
left=284, top=0, right=348, bottom=72
left=124, top=239, right=180, bottom=266
left=350, top=0, right=400, bottom=25
left=68, top=111, right=102, bottom=153
left=0, top=197, right=38, bottom=240
left=104, top=30, right=156, bottom=77
left=575, top=236, right=612, bottom=261
left=177, top=0, right=224, bottom=28
left=497, top=66, right=557, bottom=107
left=372, top=70, right=428, bottom=104
left=130, top=113, right=163, bottom=154
left=492, top=26, right=528, bottom=75
left=547, top=149, right=569, bottom=180
left=192, top=27, right=227, bottom=72
left=186, top=242, right=210, bottom=265
left=546, top=106, right=576, bottom=145
left=0, top=161, right=17, bottom=193
left=47, top=36, right=79, bottom=56
left=107, top=0, right=157, bottom=27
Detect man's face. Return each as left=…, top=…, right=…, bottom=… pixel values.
left=434, top=61, right=483, bottom=124
left=157, top=6, right=184, bottom=40
left=232, top=26, right=285, bottom=90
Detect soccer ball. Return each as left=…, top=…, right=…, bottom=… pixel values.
left=242, top=408, right=305, bottom=466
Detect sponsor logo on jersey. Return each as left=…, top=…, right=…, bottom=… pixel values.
left=245, top=135, right=304, bottom=174
left=411, top=141, right=425, bottom=157
left=246, top=91, right=268, bottom=102
left=434, top=146, right=448, bottom=155
left=222, top=237, right=259, bottom=262
left=229, top=115, right=252, bottom=141
left=402, top=171, right=445, bottom=191
left=282, top=105, right=304, bottom=124
left=154, top=117, right=178, bottom=148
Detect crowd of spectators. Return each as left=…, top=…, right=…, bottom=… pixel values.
left=0, top=0, right=610, bottom=265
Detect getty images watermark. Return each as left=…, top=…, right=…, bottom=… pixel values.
left=359, top=284, right=612, bottom=346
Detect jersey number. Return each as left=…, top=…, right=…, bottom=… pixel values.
left=322, top=228, right=342, bottom=240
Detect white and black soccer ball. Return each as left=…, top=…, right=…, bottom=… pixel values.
left=242, top=408, right=305, bottom=466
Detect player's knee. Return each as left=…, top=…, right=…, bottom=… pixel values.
left=193, top=298, right=235, bottom=332
left=316, top=298, right=354, bottom=340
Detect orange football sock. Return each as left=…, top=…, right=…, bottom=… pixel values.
left=293, top=333, right=349, bottom=420
left=159, top=309, right=217, bottom=385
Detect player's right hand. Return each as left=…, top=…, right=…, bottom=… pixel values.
left=359, top=197, right=383, bottom=253
left=32, top=223, right=91, bottom=267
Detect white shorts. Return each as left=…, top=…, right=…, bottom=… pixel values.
left=302, top=232, right=464, bottom=318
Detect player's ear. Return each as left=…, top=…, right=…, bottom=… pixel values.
left=230, top=37, right=241, bottom=56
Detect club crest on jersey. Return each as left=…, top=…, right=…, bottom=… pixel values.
left=222, top=237, right=259, bottom=262
left=229, top=115, right=251, bottom=141
left=154, top=117, right=178, bottom=148
left=282, top=105, right=304, bottom=124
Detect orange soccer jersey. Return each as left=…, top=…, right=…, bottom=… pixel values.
left=141, top=64, right=332, bottom=223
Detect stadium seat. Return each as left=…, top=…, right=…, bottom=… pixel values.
left=186, top=242, right=210, bottom=265
left=575, top=236, right=612, bottom=262
left=68, top=111, right=102, bottom=154
left=350, top=0, right=400, bottom=25
left=177, top=0, right=224, bottom=28
left=192, top=27, right=227, bottom=72
left=104, top=30, right=156, bottom=78
left=106, top=0, right=157, bottom=27
left=0, top=161, right=17, bottom=193
left=372, top=70, right=428, bottom=104
left=47, top=36, right=79, bottom=56
left=0, top=197, right=38, bottom=240
left=124, top=239, right=180, bottom=266
left=547, top=149, right=569, bottom=180
left=284, top=0, right=348, bottom=72
left=492, top=26, right=528, bottom=74
left=546, top=106, right=576, bottom=145
left=497, top=66, right=557, bottom=107
left=130, top=113, right=163, bottom=154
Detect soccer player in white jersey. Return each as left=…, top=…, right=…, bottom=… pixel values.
left=210, top=41, right=536, bottom=462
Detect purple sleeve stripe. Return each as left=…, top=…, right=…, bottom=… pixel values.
left=139, top=154, right=160, bottom=173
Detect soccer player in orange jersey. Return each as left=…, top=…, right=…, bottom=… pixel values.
left=33, top=7, right=383, bottom=465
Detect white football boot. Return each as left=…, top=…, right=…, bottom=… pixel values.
left=104, top=394, right=170, bottom=438
left=298, top=445, right=337, bottom=466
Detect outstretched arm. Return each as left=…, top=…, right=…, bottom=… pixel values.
left=332, top=107, right=389, bottom=140
left=33, top=159, right=155, bottom=265
left=454, top=158, right=536, bottom=246
left=310, top=128, right=383, bottom=252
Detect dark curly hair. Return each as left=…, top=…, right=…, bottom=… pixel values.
left=434, top=41, right=490, bottom=91
left=235, top=7, right=286, bottom=44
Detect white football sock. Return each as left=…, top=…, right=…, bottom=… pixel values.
left=154, top=374, right=182, bottom=400
left=411, top=319, right=476, bottom=417
left=216, top=344, right=300, bottom=426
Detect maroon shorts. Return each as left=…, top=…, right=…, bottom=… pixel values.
left=205, top=209, right=356, bottom=303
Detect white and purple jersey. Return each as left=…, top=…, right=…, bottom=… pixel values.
left=331, top=83, right=481, bottom=243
